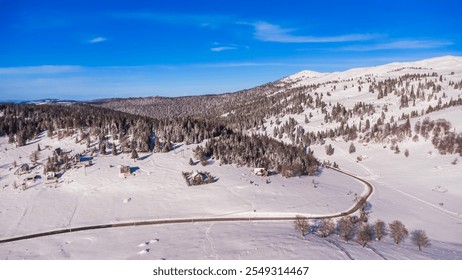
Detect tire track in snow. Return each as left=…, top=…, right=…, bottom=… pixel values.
left=9, top=188, right=44, bottom=237
left=364, top=244, right=387, bottom=260
left=204, top=223, right=219, bottom=260
left=323, top=238, right=354, bottom=260
left=382, top=183, right=461, bottom=222
left=331, top=141, right=461, bottom=222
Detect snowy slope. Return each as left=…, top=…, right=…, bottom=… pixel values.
left=259, top=56, right=462, bottom=247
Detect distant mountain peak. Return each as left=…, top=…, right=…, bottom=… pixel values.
left=283, top=55, right=462, bottom=86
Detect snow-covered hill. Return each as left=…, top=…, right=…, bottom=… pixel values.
left=284, top=56, right=462, bottom=84
left=256, top=56, right=462, bottom=251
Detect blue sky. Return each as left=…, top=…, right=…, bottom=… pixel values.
left=1, top=0, right=461, bottom=101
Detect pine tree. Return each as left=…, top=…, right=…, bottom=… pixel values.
left=131, top=148, right=139, bottom=160
left=100, top=142, right=107, bottom=155
left=404, top=149, right=410, bottom=157
left=30, top=151, right=39, bottom=164
left=325, top=144, right=334, bottom=155
left=86, top=136, right=91, bottom=148
left=162, top=141, right=172, bottom=153
left=349, top=142, right=356, bottom=154
left=154, top=138, right=161, bottom=153
left=112, top=143, right=117, bottom=155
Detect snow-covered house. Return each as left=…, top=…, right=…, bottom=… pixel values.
left=119, top=165, right=132, bottom=178
left=73, top=153, right=81, bottom=164
left=189, top=171, right=210, bottom=185
left=54, top=148, right=63, bottom=157
left=46, top=172, right=56, bottom=180
left=254, top=168, right=268, bottom=176
left=14, top=163, right=30, bottom=175
left=23, top=175, right=40, bottom=184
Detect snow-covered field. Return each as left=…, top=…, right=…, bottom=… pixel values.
left=1, top=130, right=461, bottom=259
left=2, top=221, right=461, bottom=260
left=0, top=134, right=369, bottom=259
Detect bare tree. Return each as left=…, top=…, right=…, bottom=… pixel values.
left=337, top=216, right=354, bottom=241
left=389, top=220, right=409, bottom=244
left=356, top=223, right=373, bottom=247
left=411, top=230, right=431, bottom=251
left=354, top=196, right=369, bottom=222
left=294, top=215, right=310, bottom=236
left=374, top=219, right=387, bottom=241
left=189, top=158, right=194, bottom=165
left=318, top=218, right=335, bottom=237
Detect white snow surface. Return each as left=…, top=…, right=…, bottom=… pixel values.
left=0, top=134, right=369, bottom=259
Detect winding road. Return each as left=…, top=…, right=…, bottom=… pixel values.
left=0, top=167, right=373, bottom=244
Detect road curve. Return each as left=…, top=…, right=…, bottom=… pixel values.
left=0, top=167, right=373, bottom=244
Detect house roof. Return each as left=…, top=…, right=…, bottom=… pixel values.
left=191, top=171, right=208, bottom=180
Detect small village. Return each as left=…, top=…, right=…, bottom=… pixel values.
left=8, top=144, right=95, bottom=190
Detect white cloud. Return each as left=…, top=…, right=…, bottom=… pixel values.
left=246, top=21, right=375, bottom=43
left=111, top=12, right=230, bottom=29
left=0, top=65, right=84, bottom=75
left=211, top=46, right=238, bottom=52
left=89, top=37, right=107, bottom=44
left=341, top=40, right=453, bottom=51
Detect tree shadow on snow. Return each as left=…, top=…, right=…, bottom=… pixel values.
left=138, top=154, right=152, bottom=161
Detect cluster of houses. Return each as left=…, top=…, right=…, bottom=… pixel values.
left=12, top=147, right=97, bottom=188
left=12, top=144, right=269, bottom=189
